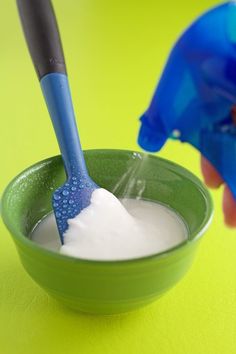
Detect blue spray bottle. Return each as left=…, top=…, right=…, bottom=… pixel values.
left=138, top=2, right=236, bottom=199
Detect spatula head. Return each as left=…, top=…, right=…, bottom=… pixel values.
left=52, top=174, right=98, bottom=243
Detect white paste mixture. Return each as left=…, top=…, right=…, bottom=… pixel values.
left=31, top=188, right=188, bottom=261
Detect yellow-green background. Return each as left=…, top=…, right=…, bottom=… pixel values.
left=0, top=1, right=235, bottom=353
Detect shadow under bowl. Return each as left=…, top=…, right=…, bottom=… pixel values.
left=1, top=149, right=213, bottom=314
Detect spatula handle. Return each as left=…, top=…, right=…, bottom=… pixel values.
left=17, top=0, right=88, bottom=178
left=16, top=0, right=66, bottom=79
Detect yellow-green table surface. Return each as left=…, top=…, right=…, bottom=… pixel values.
left=1, top=1, right=235, bottom=353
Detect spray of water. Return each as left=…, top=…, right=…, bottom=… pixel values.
left=112, top=152, right=149, bottom=202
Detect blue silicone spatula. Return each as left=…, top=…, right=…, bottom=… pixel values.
left=17, top=0, right=98, bottom=243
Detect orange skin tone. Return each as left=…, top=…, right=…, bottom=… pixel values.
left=200, top=108, right=236, bottom=228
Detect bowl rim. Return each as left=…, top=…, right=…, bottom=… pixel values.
left=1, top=149, right=214, bottom=265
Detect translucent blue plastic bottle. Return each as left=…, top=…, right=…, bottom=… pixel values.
left=138, top=2, right=236, bottom=198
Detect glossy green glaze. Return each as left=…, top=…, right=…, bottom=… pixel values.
left=1, top=150, right=213, bottom=314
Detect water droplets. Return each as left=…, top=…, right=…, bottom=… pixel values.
left=52, top=176, right=88, bottom=235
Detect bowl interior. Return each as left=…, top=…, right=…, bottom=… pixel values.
left=2, top=150, right=213, bottom=246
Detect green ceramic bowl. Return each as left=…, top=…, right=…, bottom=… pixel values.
left=1, top=150, right=213, bottom=314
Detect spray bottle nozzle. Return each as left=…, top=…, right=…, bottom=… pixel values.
left=138, top=115, right=167, bottom=152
